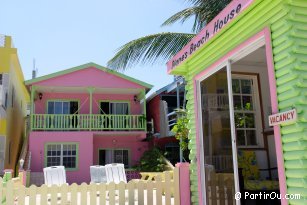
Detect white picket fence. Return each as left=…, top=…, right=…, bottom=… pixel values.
left=0, top=168, right=180, bottom=205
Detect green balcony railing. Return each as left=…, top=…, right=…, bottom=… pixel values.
left=31, top=114, right=146, bottom=131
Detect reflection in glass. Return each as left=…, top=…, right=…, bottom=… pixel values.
left=200, top=67, right=235, bottom=204
left=241, top=79, right=252, bottom=94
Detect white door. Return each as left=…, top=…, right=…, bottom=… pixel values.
left=0, top=136, right=6, bottom=174
left=197, top=63, right=240, bottom=205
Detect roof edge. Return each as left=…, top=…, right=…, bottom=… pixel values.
left=24, top=62, right=153, bottom=90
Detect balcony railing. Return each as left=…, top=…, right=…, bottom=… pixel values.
left=31, top=114, right=146, bottom=131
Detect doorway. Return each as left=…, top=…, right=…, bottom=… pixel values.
left=199, top=65, right=238, bottom=205
left=197, top=36, right=280, bottom=205
left=0, top=136, right=5, bottom=174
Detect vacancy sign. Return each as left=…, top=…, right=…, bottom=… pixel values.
left=269, top=109, right=297, bottom=126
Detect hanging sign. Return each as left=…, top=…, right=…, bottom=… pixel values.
left=167, top=0, right=254, bottom=73
left=269, top=109, right=297, bottom=126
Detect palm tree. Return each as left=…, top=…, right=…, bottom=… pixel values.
left=107, top=0, right=231, bottom=70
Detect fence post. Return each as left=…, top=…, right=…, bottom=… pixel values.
left=26, top=170, right=31, bottom=187
left=18, top=169, right=27, bottom=186
left=3, top=169, right=13, bottom=183
left=176, top=163, right=191, bottom=205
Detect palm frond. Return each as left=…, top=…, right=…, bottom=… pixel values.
left=162, top=0, right=232, bottom=33
left=107, top=32, right=195, bottom=70
left=161, top=7, right=206, bottom=33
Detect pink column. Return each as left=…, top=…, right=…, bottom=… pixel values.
left=176, top=163, right=191, bottom=205
left=18, top=169, right=27, bottom=186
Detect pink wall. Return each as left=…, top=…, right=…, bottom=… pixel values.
left=29, top=131, right=148, bottom=184
left=34, top=93, right=142, bottom=115
left=29, top=132, right=94, bottom=184
left=146, top=95, right=161, bottom=133
left=32, top=67, right=144, bottom=89
left=93, top=134, right=148, bottom=166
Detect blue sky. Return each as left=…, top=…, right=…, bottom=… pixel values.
left=0, top=0, right=193, bottom=94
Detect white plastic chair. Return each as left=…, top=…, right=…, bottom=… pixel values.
left=105, top=163, right=127, bottom=184
left=43, top=166, right=67, bottom=186
left=90, top=165, right=107, bottom=183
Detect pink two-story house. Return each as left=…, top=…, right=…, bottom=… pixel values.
left=25, top=63, right=152, bottom=184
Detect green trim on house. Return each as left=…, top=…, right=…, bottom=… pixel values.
left=24, top=62, right=153, bottom=91
left=44, top=142, right=79, bottom=171
left=30, top=86, right=36, bottom=131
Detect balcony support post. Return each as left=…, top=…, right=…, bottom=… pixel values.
left=142, top=89, right=147, bottom=131
left=30, top=86, right=36, bottom=131
left=87, top=87, right=94, bottom=131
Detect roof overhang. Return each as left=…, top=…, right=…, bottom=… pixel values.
left=33, top=85, right=143, bottom=95
left=25, top=62, right=153, bottom=93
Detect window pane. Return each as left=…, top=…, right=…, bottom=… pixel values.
left=242, top=96, right=253, bottom=110
left=114, top=150, right=123, bottom=163
left=233, top=95, right=242, bottom=110
left=111, top=103, right=129, bottom=115
left=123, top=150, right=129, bottom=167
left=241, top=79, right=252, bottom=94
left=232, top=79, right=240, bottom=93
left=245, top=113, right=255, bottom=128
left=234, top=113, right=245, bottom=128
left=246, top=130, right=257, bottom=145
left=98, top=150, right=105, bottom=165
left=72, top=145, right=76, bottom=151
left=55, top=102, right=63, bottom=114
left=63, top=102, right=69, bottom=114
left=237, top=130, right=245, bottom=146
left=48, top=102, right=54, bottom=114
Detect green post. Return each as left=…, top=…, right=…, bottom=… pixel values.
left=30, top=86, right=36, bottom=131
left=88, top=87, right=94, bottom=131
left=142, top=89, right=147, bottom=131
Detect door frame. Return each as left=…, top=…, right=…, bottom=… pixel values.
left=196, top=61, right=241, bottom=204
left=0, top=135, right=6, bottom=174
left=193, top=29, right=284, bottom=205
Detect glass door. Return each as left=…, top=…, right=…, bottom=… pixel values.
left=199, top=65, right=239, bottom=205
left=0, top=136, right=5, bottom=174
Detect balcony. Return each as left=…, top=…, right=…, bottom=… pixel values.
left=31, top=114, right=146, bottom=131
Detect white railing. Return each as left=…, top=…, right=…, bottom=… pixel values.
left=31, top=114, right=146, bottom=131
left=167, top=111, right=177, bottom=130
left=202, top=94, right=229, bottom=109
left=0, top=168, right=180, bottom=205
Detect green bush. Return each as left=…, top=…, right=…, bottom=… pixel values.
left=171, top=109, right=189, bottom=151
left=134, top=147, right=168, bottom=172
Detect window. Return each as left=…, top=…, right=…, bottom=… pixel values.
left=0, top=74, right=2, bottom=85
left=47, top=100, right=78, bottom=114
left=232, top=75, right=261, bottom=146
left=46, top=144, right=78, bottom=169
left=99, top=149, right=129, bottom=168
left=100, top=102, right=129, bottom=115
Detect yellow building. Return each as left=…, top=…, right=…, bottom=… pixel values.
left=0, top=35, right=29, bottom=175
